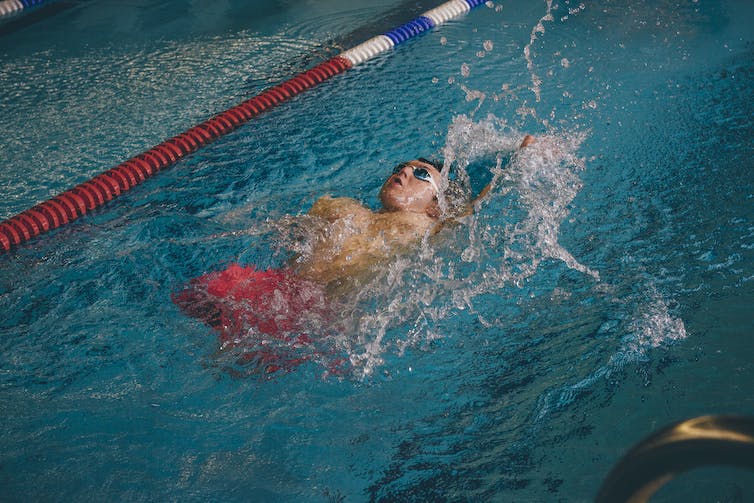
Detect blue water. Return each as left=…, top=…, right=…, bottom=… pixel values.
left=2, top=0, right=754, bottom=501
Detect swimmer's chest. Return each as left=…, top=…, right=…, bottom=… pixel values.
left=312, top=198, right=430, bottom=248
left=338, top=211, right=432, bottom=255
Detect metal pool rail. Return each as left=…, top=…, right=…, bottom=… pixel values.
left=596, top=416, right=754, bottom=502
left=0, top=0, right=487, bottom=252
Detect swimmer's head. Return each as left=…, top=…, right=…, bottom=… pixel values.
left=379, top=158, right=471, bottom=219
left=379, top=159, right=442, bottom=218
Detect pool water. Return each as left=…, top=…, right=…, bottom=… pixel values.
left=2, top=0, right=754, bottom=501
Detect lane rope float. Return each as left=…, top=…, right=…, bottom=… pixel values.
left=0, top=0, right=48, bottom=18
left=0, top=0, right=487, bottom=252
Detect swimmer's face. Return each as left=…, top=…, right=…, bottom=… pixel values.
left=379, top=159, right=441, bottom=217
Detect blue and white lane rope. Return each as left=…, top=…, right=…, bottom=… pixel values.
left=340, top=0, right=486, bottom=65
left=0, top=0, right=47, bottom=18
left=0, top=0, right=487, bottom=251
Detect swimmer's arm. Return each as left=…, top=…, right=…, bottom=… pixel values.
left=470, top=134, right=536, bottom=210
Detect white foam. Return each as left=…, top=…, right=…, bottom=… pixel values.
left=523, top=0, right=554, bottom=102
left=532, top=286, right=687, bottom=423
left=337, top=115, right=601, bottom=378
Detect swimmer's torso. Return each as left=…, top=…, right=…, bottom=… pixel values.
left=292, top=196, right=436, bottom=290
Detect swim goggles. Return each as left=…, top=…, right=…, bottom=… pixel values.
left=392, top=163, right=440, bottom=195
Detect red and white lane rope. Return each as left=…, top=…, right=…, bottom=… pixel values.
left=0, top=0, right=486, bottom=252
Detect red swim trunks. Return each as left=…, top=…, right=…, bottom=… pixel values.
left=173, top=263, right=334, bottom=374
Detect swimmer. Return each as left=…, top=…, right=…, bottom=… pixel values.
left=291, top=157, right=445, bottom=290
left=292, top=134, right=536, bottom=293
left=173, top=134, right=535, bottom=373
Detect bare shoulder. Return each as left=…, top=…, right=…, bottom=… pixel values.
left=308, top=196, right=371, bottom=221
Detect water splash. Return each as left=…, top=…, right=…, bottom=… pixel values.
left=523, top=0, right=554, bottom=102
left=338, top=114, right=598, bottom=378
left=443, top=114, right=598, bottom=281
left=531, top=285, right=687, bottom=423
left=193, top=114, right=602, bottom=380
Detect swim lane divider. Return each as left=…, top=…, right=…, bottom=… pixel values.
left=0, top=0, right=48, bottom=18
left=0, top=0, right=487, bottom=252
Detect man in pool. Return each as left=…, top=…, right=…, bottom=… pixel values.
left=293, top=134, right=535, bottom=290
left=173, top=158, right=448, bottom=345
left=173, top=135, right=534, bottom=373
left=291, top=157, right=446, bottom=289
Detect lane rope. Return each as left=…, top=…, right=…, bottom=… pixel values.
left=0, top=0, right=48, bottom=18
left=0, top=0, right=487, bottom=252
